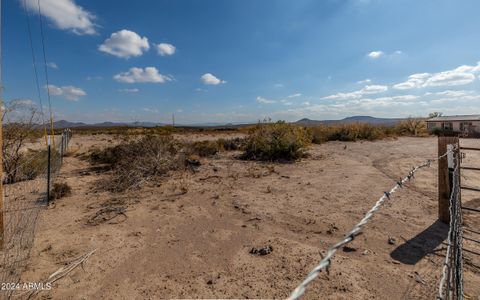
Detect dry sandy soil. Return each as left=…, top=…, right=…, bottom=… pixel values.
left=11, top=134, right=480, bottom=299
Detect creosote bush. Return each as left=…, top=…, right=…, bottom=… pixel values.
left=242, top=121, right=311, bottom=161
left=311, top=123, right=387, bottom=144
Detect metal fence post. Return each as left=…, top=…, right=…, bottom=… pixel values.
left=60, top=133, right=64, bottom=165
left=47, top=136, right=51, bottom=203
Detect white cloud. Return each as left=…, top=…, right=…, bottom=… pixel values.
left=393, top=73, right=430, bottom=90
left=46, top=84, right=86, bottom=101
left=99, top=30, right=150, bottom=58
left=324, top=85, right=388, bottom=100
left=156, top=43, right=176, bottom=56
left=357, top=79, right=371, bottom=84
left=256, top=96, right=276, bottom=104
left=46, top=62, right=58, bottom=69
left=23, top=0, right=97, bottom=35
left=393, top=62, right=480, bottom=90
left=367, top=51, right=384, bottom=59
left=201, top=73, right=226, bottom=85
left=274, top=83, right=284, bottom=88
left=118, top=88, right=139, bottom=93
left=302, top=101, right=310, bottom=106
left=114, top=67, right=173, bottom=84
left=288, top=93, right=302, bottom=98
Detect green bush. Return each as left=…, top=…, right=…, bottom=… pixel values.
left=242, top=121, right=311, bottom=161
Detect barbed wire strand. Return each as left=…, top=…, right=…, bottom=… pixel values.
left=437, top=155, right=460, bottom=300
left=287, top=148, right=455, bottom=300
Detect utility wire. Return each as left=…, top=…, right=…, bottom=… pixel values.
left=36, top=0, right=55, bottom=141
left=22, top=0, right=47, bottom=144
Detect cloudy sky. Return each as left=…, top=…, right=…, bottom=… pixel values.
left=3, top=0, right=480, bottom=124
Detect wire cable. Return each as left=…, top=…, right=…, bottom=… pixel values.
left=36, top=0, right=55, bottom=142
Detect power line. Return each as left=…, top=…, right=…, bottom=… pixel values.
left=22, top=0, right=47, bottom=142
left=36, top=0, right=55, bottom=138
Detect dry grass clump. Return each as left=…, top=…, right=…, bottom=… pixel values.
left=188, top=140, right=220, bottom=157
left=242, top=122, right=311, bottom=161
left=217, top=137, right=246, bottom=151
left=311, top=123, right=387, bottom=144
left=92, top=135, right=184, bottom=192
left=50, top=182, right=72, bottom=200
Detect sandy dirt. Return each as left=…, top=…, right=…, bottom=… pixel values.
left=12, top=134, right=480, bottom=299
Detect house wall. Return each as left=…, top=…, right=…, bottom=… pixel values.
left=427, top=121, right=480, bottom=133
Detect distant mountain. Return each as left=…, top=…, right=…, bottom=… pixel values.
left=52, top=120, right=167, bottom=129
left=53, top=120, right=87, bottom=129
left=295, top=116, right=405, bottom=126
left=52, top=116, right=405, bottom=130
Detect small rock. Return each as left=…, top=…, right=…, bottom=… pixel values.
left=388, top=237, right=396, bottom=245
left=342, top=246, right=357, bottom=252
left=250, top=245, right=273, bottom=256
left=206, top=280, right=213, bottom=285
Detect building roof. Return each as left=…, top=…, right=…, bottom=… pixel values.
left=427, top=115, right=480, bottom=122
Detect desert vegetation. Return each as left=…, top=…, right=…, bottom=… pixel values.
left=90, top=135, right=184, bottom=192
left=49, top=182, right=72, bottom=200
left=242, top=121, right=311, bottom=161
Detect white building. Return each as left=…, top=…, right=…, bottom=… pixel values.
left=426, top=115, right=480, bottom=137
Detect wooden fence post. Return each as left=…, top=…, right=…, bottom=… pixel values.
left=438, top=136, right=459, bottom=223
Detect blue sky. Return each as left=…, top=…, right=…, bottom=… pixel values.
left=3, top=0, right=480, bottom=124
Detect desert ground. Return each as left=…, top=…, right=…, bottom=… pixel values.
left=11, top=134, right=480, bottom=299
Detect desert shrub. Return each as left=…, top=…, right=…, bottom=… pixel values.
left=395, top=118, right=427, bottom=136
left=311, top=123, right=388, bottom=144
left=50, top=182, right=72, bottom=200
left=188, top=140, right=220, bottom=157
left=4, top=148, right=63, bottom=184
left=242, top=121, right=311, bottom=161
left=217, top=137, right=246, bottom=151
left=89, top=146, right=124, bottom=166
left=92, top=135, right=183, bottom=192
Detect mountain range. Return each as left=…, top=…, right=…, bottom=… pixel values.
left=52, top=116, right=406, bottom=129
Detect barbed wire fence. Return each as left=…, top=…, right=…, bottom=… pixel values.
left=0, top=129, right=72, bottom=299
left=288, top=137, right=466, bottom=300
left=437, top=150, right=463, bottom=300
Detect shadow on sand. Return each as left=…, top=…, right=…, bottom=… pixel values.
left=390, top=220, right=448, bottom=265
